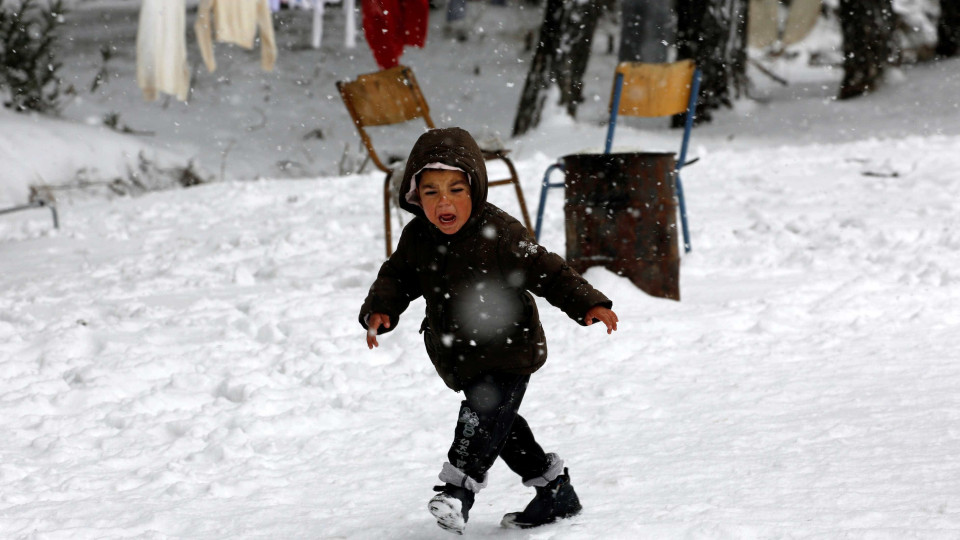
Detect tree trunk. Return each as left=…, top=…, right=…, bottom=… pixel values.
left=556, top=1, right=604, bottom=116
left=674, top=0, right=748, bottom=125
left=937, top=0, right=960, bottom=57
left=619, top=0, right=673, bottom=63
left=512, top=0, right=605, bottom=137
left=838, top=0, right=895, bottom=100
left=513, top=0, right=564, bottom=137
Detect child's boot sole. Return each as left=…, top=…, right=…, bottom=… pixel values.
left=428, top=494, right=466, bottom=535
left=499, top=507, right=581, bottom=529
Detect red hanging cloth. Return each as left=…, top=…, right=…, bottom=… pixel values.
left=362, top=0, right=428, bottom=69
left=402, top=0, right=428, bottom=48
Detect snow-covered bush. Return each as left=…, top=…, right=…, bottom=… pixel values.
left=0, top=0, right=66, bottom=114
left=892, top=0, right=939, bottom=63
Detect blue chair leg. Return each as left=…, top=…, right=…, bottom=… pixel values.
left=675, top=172, right=691, bottom=253
left=673, top=69, right=701, bottom=254
left=605, top=74, right=624, bottom=155
left=534, top=163, right=565, bottom=242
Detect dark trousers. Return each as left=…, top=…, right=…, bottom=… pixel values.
left=447, top=372, right=549, bottom=484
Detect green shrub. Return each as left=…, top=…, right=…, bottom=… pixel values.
left=0, top=0, right=65, bottom=114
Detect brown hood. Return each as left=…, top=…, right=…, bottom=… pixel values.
left=398, top=127, right=488, bottom=221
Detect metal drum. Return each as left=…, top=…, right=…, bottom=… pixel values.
left=562, top=151, right=680, bottom=300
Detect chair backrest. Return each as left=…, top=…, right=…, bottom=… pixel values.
left=610, top=59, right=697, bottom=118
left=604, top=60, right=700, bottom=160
left=337, top=65, right=435, bottom=172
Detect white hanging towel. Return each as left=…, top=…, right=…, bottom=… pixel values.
left=196, top=0, right=278, bottom=72
left=288, top=0, right=353, bottom=50
left=312, top=0, right=324, bottom=49
left=747, top=0, right=779, bottom=49
left=344, top=0, right=355, bottom=48
left=782, top=0, right=821, bottom=46
left=137, top=0, right=190, bottom=101
left=280, top=0, right=322, bottom=49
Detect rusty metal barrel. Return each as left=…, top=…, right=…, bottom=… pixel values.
left=562, top=152, right=680, bottom=300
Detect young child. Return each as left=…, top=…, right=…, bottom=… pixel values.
left=359, top=127, right=619, bottom=534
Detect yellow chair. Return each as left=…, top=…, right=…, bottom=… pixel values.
left=337, top=65, right=532, bottom=257
left=534, top=60, right=700, bottom=252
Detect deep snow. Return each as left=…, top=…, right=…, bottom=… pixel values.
left=2, top=2, right=960, bottom=539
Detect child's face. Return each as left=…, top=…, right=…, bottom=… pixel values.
left=417, top=169, right=473, bottom=235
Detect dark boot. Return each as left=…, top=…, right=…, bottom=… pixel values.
left=428, top=483, right=475, bottom=535
left=500, top=468, right=582, bottom=529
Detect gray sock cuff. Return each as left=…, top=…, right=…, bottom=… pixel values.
left=439, top=462, right=488, bottom=493
left=523, top=452, right=565, bottom=487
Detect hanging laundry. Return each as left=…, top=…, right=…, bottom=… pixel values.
left=287, top=0, right=356, bottom=49
left=312, top=0, right=324, bottom=49
left=781, top=0, right=821, bottom=46
left=747, top=0, right=779, bottom=49
left=344, top=0, right=356, bottom=49
left=448, top=0, right=507, bottom=22
left=748, top=0, right=822, bottom=49
left=136, top=0, right=190, bottom=102
left=269, top=0, right=281, bottom=12
left=446, top=0, right=466, bottom=23
left=196, top=0, right=278, bottom=73
left=361, top=0, right=428, bottom=70
left=282, top=0, right=324, bottom=50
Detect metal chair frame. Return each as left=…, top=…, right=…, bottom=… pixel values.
left=337, top=65, right=532, bottom=257
left=534, top=60, right=701, bottom=253
left=0, top=199, right=59, bottom=229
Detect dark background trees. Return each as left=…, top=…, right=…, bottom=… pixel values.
left=0, top=0, right=66, bottom=114
left=512, top=0, right=960, bottom=134
left=937, top=0, right=960, bottom=57
left=512, top=0, right=607, bottom=137
left=674, top=0, right=747, bottom=124
left=513, top=0, right=750, bottom=135
left=837, top=0, right=896, bottom=100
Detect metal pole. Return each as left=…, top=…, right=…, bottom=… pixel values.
left=0, top=200, right=59, bottom=229
left=674, top=69, right=701, bottom=253
left=604, top=73, right=624, bottom=154
left=534, top=163, right=565, bottom=242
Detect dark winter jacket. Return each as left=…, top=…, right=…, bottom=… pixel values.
left=359, top=127, right=612, bottom=391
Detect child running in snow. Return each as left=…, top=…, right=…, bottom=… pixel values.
left=359, top=127, right=619, bottom=534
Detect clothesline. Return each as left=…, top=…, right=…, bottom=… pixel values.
left=273, top=0, right=357, bottom=50
left=138, top=0, right=358, bottom=102
left=139, top=0, right=421, bottom=103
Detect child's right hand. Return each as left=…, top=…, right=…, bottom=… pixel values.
left=366, top=313, right=391, bottom=349
left=585, top=306, right=618, bottom=334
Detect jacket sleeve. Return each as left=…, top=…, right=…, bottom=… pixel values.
left=256, top=0, right=278, bottom=72
left=358, top=227, right=422, bottom=334
left=195, top=0, right=217, bottom=72
left=499, top=220, right=612, bottom=325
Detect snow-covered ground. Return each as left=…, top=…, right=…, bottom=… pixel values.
left=3, top=2, right=960, bottom=539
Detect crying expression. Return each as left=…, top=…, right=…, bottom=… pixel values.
left=418, top=169, right=473, bottom=235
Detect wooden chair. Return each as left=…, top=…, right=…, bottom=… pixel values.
left=534, top=60, right=700, bottom=252
left=337, top=65, right=532, bottom=257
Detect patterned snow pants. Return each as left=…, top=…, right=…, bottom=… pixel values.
left=446, top=372, right=550, bottom=485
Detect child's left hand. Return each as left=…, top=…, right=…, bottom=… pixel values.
left=585, top=306, right=619, bottom=334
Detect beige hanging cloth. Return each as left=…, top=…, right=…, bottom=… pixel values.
left=782, top=0, right=821, bottom=46
left=137, top=0, right=190, bottom=101
left=195, top=0, right=278, bottom=73
left=747, top=0, right=779, bottom=49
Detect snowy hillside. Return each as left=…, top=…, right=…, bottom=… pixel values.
left=3, top=2, right=960, bottom=539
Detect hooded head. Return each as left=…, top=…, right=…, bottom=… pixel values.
left=398, top=127, right=489, bottom=227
